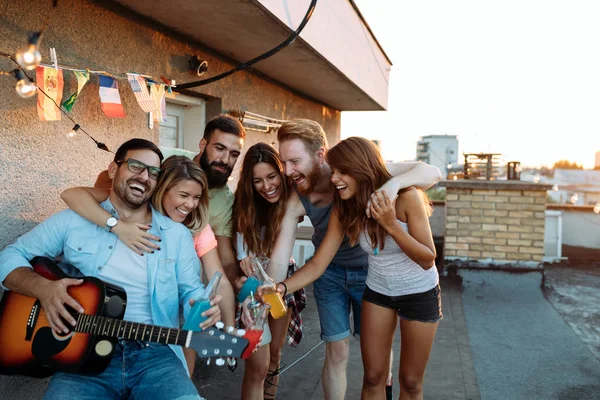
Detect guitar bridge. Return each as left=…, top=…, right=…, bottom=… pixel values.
left=26, top=300, right=41, bottom=341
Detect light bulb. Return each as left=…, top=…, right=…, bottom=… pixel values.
left=569, top=194, right=578, bottom=204
left=16, top=43, right=42, bottom=71
left=67, top=124, right=81, bottom=138
left=12, top=69, right=37, bottom=98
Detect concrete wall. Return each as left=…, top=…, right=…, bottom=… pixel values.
left=0, top=0, right=341, bottom=250
left=258, top=0, right=391, bottom=110
left=0, top=1, right=341, bottom=396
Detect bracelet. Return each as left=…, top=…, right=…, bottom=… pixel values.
left=278, top=281, right=288, bottom=298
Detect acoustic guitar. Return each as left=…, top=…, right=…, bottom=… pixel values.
left=0, top=257, right=257, bottom=377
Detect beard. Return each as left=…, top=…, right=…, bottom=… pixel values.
left=199, top=151, right=233, bottom=188
left=113, top=177, right=152, bottom=209
left=295, top=162, right=321, bottom=196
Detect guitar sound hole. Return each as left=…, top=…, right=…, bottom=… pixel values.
left=105, top=295, right=124, bottom=318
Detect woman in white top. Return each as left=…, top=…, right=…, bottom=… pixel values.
left=233, top=142, right=306, bottom=400
left=275, top=137, right=441, bottom=400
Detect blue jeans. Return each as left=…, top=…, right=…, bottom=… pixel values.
left=43, top=340, right=202, bottom=400
left=312, top=263, right=367, bottom=342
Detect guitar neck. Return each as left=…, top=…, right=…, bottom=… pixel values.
left=75, top=314, right=190, bottom=347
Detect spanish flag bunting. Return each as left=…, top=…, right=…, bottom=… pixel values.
left=36, top=66, right=64, bottom=121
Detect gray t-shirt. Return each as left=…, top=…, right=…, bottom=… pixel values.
left=297, top=193, right=368, bottom=268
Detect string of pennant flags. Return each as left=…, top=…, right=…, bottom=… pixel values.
left=35, top=63, right=174, bottom=122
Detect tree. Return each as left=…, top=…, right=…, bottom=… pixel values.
left=552, top=160, right=583, bottom=170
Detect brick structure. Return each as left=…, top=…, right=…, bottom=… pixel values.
left=439, top=180, right=552, bottom=268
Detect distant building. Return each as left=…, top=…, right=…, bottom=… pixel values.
left=595, top=151, right=600, bottom=169
left=547, top=169, right=600, bottom=205
left=416, top=135, right=459, bottom=175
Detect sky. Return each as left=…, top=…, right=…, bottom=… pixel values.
left=341, top=0, right=600, bottom=168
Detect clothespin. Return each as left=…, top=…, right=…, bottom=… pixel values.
left=160, top=75, right=176, bottom=87
left=50, top=48, right=58, bottom=70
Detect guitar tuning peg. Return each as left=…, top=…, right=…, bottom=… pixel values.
left=215, top=357, right=225, bottom=366
left=236, top=328, right=246, bottom=337
left=226, top=326, right=235, bottom=334
left=216, top=321, right=225, bottom=330
left=206, top=358, right=211, bottom=366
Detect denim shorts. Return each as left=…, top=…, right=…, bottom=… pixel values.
left=363, top=284, right=443, bottom=323
left=312, top=263, right=367, bottom=342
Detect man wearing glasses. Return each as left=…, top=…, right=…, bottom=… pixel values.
left=0, top=139, right=221, bottom=399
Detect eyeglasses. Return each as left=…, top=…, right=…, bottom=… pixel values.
left=115, top=158, right=162, bottom=180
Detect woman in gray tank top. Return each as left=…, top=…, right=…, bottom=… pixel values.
left=326, top=137, right=442, bottom=400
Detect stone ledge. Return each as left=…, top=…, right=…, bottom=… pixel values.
left=444, top=257, right=543, bottom=271
left=440, top=179, right=552, bottom=191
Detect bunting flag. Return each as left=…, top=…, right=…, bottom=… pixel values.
left=36, top=66, right=64, bottom=121
left=62, top=70, right=89, bottom=112
left=98, top=75, right=126, bottom=118
left=150, top=83, right=166, bottom=122
left=127, top=73, right=158, bottom=113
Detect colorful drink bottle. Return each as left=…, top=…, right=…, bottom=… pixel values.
left=237, top=276, right=261, bottom=303
left=252, top=258, right=287, bottom=319
left=240, top=292, right=271, bottom=330
left=183, top=271, right=222, bottom=331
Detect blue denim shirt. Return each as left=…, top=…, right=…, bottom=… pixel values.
left=0, top=199, right=206, bottom=370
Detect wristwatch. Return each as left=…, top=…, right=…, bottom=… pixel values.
left=105, top=217, right=118, bottom=232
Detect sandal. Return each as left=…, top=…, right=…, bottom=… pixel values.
left=264, top=363, right=284, bottom=399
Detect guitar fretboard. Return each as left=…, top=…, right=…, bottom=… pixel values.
left=75, top=314, right=188, bottom=347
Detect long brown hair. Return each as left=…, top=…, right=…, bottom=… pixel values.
left=152, top=155, right=209, bottom=234
left=233, top=143, right=291, bottom=256
left=326, top=137, right=432, bottom=251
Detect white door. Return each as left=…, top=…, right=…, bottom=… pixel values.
left=544, top=210, right=562, bottom=259
left=159, top=103, right=185, bottom=149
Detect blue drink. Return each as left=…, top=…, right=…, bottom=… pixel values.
left=183, top=271, right=222, bottom=331
left=237, top=276, right=261, bottom=303
left=183, top=299, right=212, bottom=331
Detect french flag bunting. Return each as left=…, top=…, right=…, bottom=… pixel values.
left=127, top=73, right=158, bottom=113
left=98, top=75, right=125, bottom=118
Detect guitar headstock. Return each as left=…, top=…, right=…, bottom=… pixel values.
left=188, top=323, right=263, bottom=361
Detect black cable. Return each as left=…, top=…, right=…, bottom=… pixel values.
left=176, top=0, right=318, bottom=90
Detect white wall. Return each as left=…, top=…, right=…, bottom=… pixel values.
left=560, top=210, right=600, bottom=249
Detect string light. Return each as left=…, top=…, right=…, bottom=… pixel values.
left=15, top=32, right=43, bottom=71
left=13, top=69, right=38, bottom=98
left=1, top=68, right=38, bottom=98
left=66, top=124, right=80, bottom=138
left=569, top=193, right=579, bottom=204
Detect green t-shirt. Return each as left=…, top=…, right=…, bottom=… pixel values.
left=209, top=185, right=234, bottom=238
